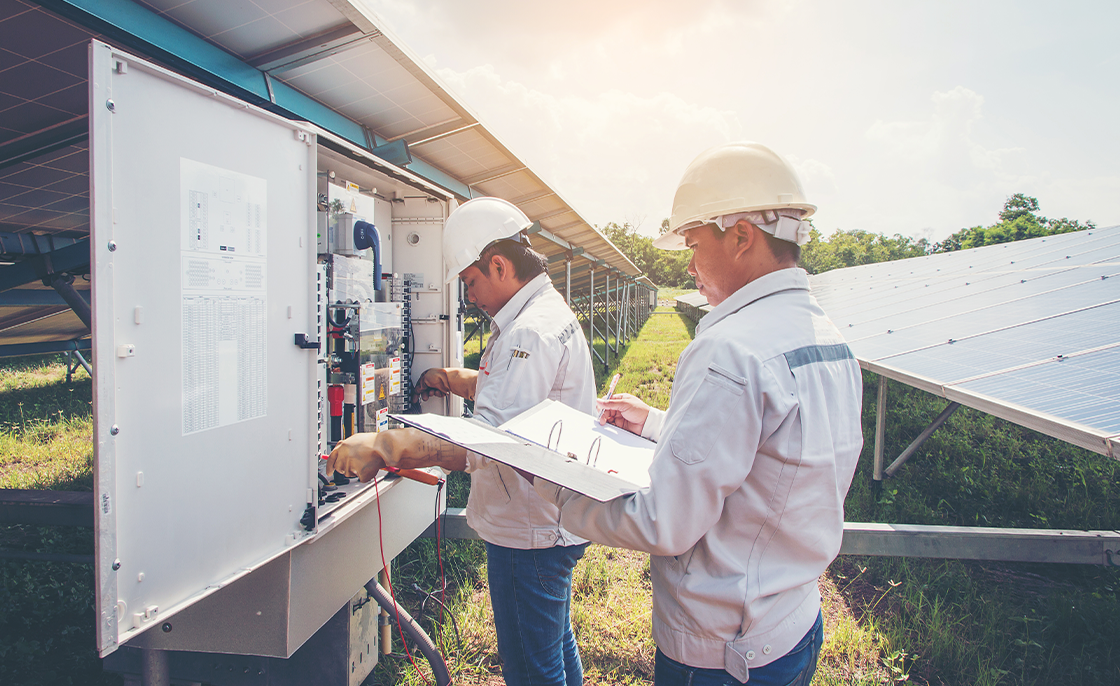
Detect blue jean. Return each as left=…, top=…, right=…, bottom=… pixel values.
left=653, top=610, right=824, bottom=686
left=486, top=541, right=588, bottom=686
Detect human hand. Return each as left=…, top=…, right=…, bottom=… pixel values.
left=595, top=392, right=650, bottom=435
left=325, top=428, right=469, bottom=482
left=414, top=368, right=452, bottom=401
left=414, top=368, right=478, bottom=402
left=324, top=432, right=393, bottom=483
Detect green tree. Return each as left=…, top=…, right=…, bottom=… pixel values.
left=800, top=227, right=929, bottom=274
left=998, top=192, right=1040, bottom=222
left=600, top=220, right=693, bottom=287
left=933, top=194, right=1095, bottom=253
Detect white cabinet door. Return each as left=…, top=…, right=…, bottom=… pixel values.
left=89, top=41, right=319, bottom=656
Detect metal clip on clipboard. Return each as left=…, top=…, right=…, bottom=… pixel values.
left=548, top=420, right=563, bottom=451
left=548, top=419, right=601, bottom=467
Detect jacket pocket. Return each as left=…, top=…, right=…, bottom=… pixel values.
left=669, top=364, right=746, bottom=465
left=471, top=464, right=512, bottom=508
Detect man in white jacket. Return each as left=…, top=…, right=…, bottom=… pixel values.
left=328, top=197, right=596, bottom=686
left=530, top=142, right=864, bottom=686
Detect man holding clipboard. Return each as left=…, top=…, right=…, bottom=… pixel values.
left=528, top=143, right=864, bottom=686
left=327, top=196, right=596, bottom=686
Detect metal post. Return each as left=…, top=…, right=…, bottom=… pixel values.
left=47, top=273, right=92, bottom=331
left=625, top=282, right=632, bottom=342
left=884, top=402, right=962, bottom=478
left=72, top=349, right=92, bottom=377
left=588, top=267, right=595, bottom=362
left=621, top=282, right=628, bottom=343
left=614, top=279, right=624, bottom=348
left=629, top=283, right=636, bottom=337
left=379, top=563, right=392, bottom=654
left=141, top=649, right=170, bottom=686
left=565, top=257, right=571, bottom=306
left=874, top=375, right=887, bottom=482
left=604, top=271, right=610, bottom=370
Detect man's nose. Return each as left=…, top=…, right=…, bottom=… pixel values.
left=687, top=254, right=697, bottom=277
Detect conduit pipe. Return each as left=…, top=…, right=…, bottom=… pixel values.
left=365, top=580, right=451, bottom=686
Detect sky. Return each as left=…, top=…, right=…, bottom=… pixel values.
left=363, top=0, right=1120, bottom=242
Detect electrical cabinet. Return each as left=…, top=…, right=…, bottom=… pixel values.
left=89, top=40, right=458, bottom=673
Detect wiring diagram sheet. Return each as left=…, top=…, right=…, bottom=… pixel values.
left=179, top=158, right=269, bottom=435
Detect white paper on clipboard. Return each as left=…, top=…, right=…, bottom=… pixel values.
left=499, top=400, right=654, bottom=488
left=391, top=400, right=656, bottom=502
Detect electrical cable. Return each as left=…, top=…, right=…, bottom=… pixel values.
left=371, top=472, right=453, bottom=685
left=413, top=582, right=461, bottom=659
left=371, top=473, right=429, bottom=685
left=435, top=480, right=447, bottom=639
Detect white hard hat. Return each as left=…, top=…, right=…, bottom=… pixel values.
left=654, top=141, right=816, bottom=250
left=442, top=197, right=533, bottom=283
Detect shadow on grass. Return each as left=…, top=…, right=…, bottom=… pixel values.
left=0, top=376, right=92, bottom=432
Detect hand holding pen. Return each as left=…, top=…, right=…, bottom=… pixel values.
left=594, top=375, right=652, bottom=436
left=596, top=373, right=621, bottom=421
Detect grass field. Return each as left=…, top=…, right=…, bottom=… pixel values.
left=2, top=294, right=1119, bottom=685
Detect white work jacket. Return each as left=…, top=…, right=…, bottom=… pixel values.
left=466, top=273, right=596, bottom=549
left=535, top=268, right=863, bottom=682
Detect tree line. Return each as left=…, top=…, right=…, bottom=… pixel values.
left=599, top=194, right=1097, bottom=286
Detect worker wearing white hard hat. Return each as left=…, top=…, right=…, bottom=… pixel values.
left=526, top=142, right=864, bottom=685
left=328, top=196, right=597, bottom=686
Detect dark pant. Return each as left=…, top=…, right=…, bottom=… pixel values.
left=486, top=541, right=589, bottom=686
left=654, top=611, right=824, bottom=686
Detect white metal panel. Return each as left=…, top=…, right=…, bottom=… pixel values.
left=90, top=42, right=319, bottom=655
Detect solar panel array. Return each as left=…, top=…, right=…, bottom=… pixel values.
left=0, top=0, right=649, bottom=352
left=808, top=226, right=1120, bottom=458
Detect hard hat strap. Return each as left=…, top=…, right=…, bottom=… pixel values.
left=718, top=209, right=811, bottom=246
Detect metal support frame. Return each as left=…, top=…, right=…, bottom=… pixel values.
left=884, top=401, right=963, bottom=478
left=874, top=375, right=887, bottom=481
left=565, top=256, right=571, bottom=306
left=563, top=266, right=653, bottom=376
left=65, top=349, right=92, bottom=381
left=0, top=238, right=90, bottom=294
left=423, top=508, right=1120, bottom=566
left=0, top=338, right=90, bottom=359
left=47, top=273, right=92, bottom=331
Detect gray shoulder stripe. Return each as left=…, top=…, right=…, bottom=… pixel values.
left=784, top=343, right=854, bottom=369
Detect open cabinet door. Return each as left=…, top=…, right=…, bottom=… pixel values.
left=89, top=41, right=319, bottom=656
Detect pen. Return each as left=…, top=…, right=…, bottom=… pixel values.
left=596, top=373, right=621, bottom=421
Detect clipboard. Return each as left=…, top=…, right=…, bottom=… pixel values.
left=391, top=399, right=655, bottom=502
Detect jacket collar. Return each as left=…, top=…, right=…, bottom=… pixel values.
left=696, top=268, right=809, bottom=335
left=492, top=272, right=553, bottom=334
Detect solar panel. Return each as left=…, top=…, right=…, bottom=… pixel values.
left=809, top=226, right=1120, bottom=458
left=0, top=0, right=645, bottom=354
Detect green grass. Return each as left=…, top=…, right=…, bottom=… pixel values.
left=834, top=376, right=1120, bottom=685
left=0, top=355, right=93, bottom=491
left=655, top=287, right=695, bottom=303
left=0, top=355, right=115, bottom=686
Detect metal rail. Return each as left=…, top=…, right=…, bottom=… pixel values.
left=422, top=508, right=1120, bottom=566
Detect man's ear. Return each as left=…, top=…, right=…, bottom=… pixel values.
left=489, top=253, right=511, bottom=281
left=728, top=219, right=756, bottom=261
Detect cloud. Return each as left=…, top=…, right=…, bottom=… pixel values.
left=835, top=86, right=1043, bottom=237
left=370, top=2, right=1120, bottom=241
left=865, top=87, right=1029, bottom=185
left=435, top=64, right=743, bottom=235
